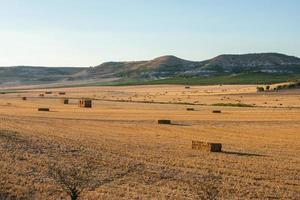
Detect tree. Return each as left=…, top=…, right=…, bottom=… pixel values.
left=48, top=159, right=142, bottom=200
left=48, top=160, right=96, bottom=200
left=256, top=86, right=264, bottom=92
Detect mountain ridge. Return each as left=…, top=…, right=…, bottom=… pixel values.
left=1, top=53, right=300, bottom=87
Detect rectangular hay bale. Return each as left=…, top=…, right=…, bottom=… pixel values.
left=192, top=141, right=222, bottom=152
left=62, top=99, right=69, bottom=104
left=186, top=108, right=195, bottom=111
left=38, top=108, right=50, bottom=112
left=158, top=119, right=171, bottom=124
left=212, top=110, right=222, bottom=113
left=78, top=99, right=92, bottom=108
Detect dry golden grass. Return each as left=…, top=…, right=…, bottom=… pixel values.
left=0, top=85, right=300, bottom=199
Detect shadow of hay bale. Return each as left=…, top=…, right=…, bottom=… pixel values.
left=221, top=151, right=266, bottom=157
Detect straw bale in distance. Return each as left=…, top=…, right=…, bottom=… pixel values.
left=78, top=99, right=92, bottom=108
left=158, top=119, right=171, bottom=124
left=212, top=110, right=222, bottom=113
left=38, top=108, right=50, bottom=112
left=192, top=141, right=222, bottom=152
left=62, top=99, right=69, bottom=104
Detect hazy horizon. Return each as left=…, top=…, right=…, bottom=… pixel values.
left=1, top=0, right=300, bottom=67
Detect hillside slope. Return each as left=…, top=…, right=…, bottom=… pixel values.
left=201, top=53, right=300, bottom=74
left=73, top=53, right=300, bottom=80
left=0, top=66, right=84, bottom=86
left=70, top=55, right=201, bottom=80
left=1, top=53, right=300, bottom=87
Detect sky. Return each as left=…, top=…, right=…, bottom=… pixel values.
left=0, top=0, right=300, bottom=67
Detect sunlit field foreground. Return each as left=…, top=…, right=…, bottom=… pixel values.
left=1, top=85, right=300, bottom=199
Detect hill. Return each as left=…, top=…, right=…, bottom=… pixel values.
left=71, top=53, right=300, bottom=80
left=201, top=53, right=300, bottom=74
left=1, top=53, right=300, bottom=87
left=69, top=55, right=201, bottom=80
left=0, top=66, right=84, bottom=87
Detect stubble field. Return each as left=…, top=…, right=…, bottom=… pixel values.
left=0, top=84, right=300, bottom=199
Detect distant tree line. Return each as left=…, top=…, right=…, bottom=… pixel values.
left=256, top=81, right=300, bottom=92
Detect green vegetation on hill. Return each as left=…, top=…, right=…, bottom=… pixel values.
left=144, top=73, right=300, bottom=85
left=6, top=72, right=300, bottom=90
left=90, top=72, right=300, bottom=86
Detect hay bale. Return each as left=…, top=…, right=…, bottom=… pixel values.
left=59, top=92, right=66, bottom=95
left=185, top=86, right=191, bottom=89
left=22, top=97, right=27, bottom=100
left=212, top=110, right=222, bottom=113
left=192, top=141, right=222, bottom=152
left=39, top=94, right=44, bottom=97
left=158, top=119, right=171, bottom=124
left=78, top=99, right=92, bottom=108
left=38, top=108, right=50, bottom=112
left=62, top=99, right=69, bottom=104
left=186, top=108, right=195, bottom=111
left=45, top=91, right=52, bottom=94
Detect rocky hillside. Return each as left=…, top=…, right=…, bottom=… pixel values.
left=73, top=53, right=300, bottom=79
left=201, top=53, right=300, bottom=74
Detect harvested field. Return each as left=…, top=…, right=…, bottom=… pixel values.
left=0, top=84, right=300, bottom=199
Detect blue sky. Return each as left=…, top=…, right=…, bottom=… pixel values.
left=0, top=0, right=299, bottom=66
